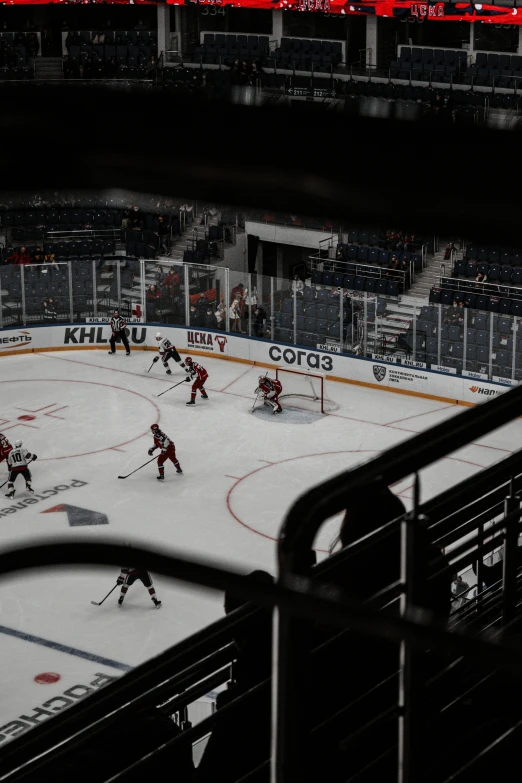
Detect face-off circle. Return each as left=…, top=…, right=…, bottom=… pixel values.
left=34, top=672, right=61, bottom=685
left=226, top=450, right=485, bottom=552
left=0, top=379, right=159, bottom=460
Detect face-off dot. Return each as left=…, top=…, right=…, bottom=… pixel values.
left=18, top=415, right=36, bottom=421
left=34, top=672, right=61, bottom=684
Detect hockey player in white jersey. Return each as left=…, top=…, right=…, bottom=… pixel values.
left=151, top=332, right=190, bottom=376
left=5, top=440, right=37, bottom=499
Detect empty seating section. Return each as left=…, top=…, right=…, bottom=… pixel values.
left=0, top=32, right=37, bottom=79
left=0, top=258, right=139, bottom=325
left=418, top=301, right=522, bottom=379
left=272, top=37, right=343, bottom=71
left=193, top=33, right=270, bottom=65
left=64, top=30, right=157, bottom=78
left=274, top=283, right=353, bottom=346
left=467, top=51, right=522, bottom=88
left=391, top=47, right=467, bottom=82
left=392, top=46, right=522, bottom=88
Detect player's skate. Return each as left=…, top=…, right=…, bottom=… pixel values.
left=26, top=484, right=34, bottom=493
left=176, top=466, right=183, bottom=474
left=274, top=405, right=283, bottom=414
left=165, top=368, right=172, bottom=375
left=118, top=596, right=124, bottom=606
left=201, top=392, right=208, bottom=399
left=186, top=399, right=195, bottom=406
left=152, top=598, right=162, bottom=608
left=5, top=489, right=14, bottom=499
left=126, top=351, right=130, bottom=356
left=157, top=474, right=164, bottom=481
left=108, top=350, right=115, bottom=355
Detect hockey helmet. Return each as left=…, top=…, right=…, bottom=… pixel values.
left=185, top=356, right=193, bottom=365
left=151, top=424, right=159, bottom=432
left=14, top=440, right=22, bottom=448
left=155, top=332, right=162, bottom=342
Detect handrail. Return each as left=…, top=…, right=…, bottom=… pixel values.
left=275, top=385, right=522, bottom=781
left=2, top=539, right=522, bottom=781
left=278, top=385, right=522, bottom=569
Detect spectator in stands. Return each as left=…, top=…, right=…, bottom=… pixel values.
left=33, top=247, right=44, bottom=264
left=230, top=281, right=244, bottom=304
left=43, top=297, right=58, bottom=322
left=131, top=206, right=144, bottom=231
left=84, top=57, right=95, bottom=79
left=196, top=295, right=208, bottom=327
left=63, top=55, right=74, bottom=79
left=146, top=284, right=160, bottom=320
left=247, top=305, right=267, bottom=338
left=76, top=64, right=86, bottom=81
left=475, top=271, right=488, bottom=285
left=189, top=303, right=198, bottom=325
left=43, top=249, right=56, bottom=267
left=215, top=300, right=226, bottom=329
left=134, top=19, right=148, bottom=30
left=194, top=570, right=274, bottom=783
left=155, top=266, right=164, bottom=287
left=155, top=215, right=170, bottom=255
left=147, top=56, right=158, bottom=79
left=106, top=57, right=117, bottom=79
left=249, top=61, right=265, bottom=85
left=205, top=308, right=218, bottom=330
left=7, top=246, right=30, bottom=265
left=92, top=31, right=105, bottom=45
left=444, top=300, right=462, bottom=326
left=229, top=299, right=241, bottom=332
left=452, top=574, right=471, bottom=611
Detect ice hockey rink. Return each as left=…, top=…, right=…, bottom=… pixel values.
left=0, top=348, right=520, bottom=740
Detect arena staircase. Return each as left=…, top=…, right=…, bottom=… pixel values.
left=404, top=243, right=449, bottom=300
left=34, top=57, right=63, bottom=81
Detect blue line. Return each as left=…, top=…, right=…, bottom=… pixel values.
left=0, top=624, right=131, bottom=672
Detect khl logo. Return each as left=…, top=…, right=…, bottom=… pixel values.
left=373, top=365, right=387, bottom=383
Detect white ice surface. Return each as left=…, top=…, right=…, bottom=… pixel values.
left=0, top=349, right=519, bottom=733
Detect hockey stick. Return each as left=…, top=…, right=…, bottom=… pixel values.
left=153, top=377, right=190, bottom=399
left=118, top=455, right=157, bottom=480
left=91, top=584, right=119, bottom=606
left=1, top=459, right=34, bottom=490
left=146, top=360, right=156, bottom=373
left=250, top=393, right=261, bottom=413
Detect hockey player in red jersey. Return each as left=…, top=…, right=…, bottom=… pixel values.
left=185, top=357, right=209, bottom=406
left=116, top=566, right=161, bottom=608
left=0, top=433, right=13, bottom=466
left=148, top=423, right=182, bottom=480
left=256, top=375, right=283, bottom=414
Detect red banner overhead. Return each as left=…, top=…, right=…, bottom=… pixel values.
left=172, top=0, right=522, bottom=24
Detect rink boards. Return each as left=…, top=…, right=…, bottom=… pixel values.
left=0, top=322, right=514, bottom=406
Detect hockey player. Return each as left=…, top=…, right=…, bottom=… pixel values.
left=148, top=423, right=182, bottom=480
left=152, top=332, right=189, bottom=376
left=5, top=440, right=37, bottom=498
left=116, top=566, right=161, bottom=608
left=108, top=309, right=131, bottom=356
left=0, top=433, right=13, bottom=467
left=185, top=357, right=208, bottom=406
left=256, top=375, right=283, bottom=414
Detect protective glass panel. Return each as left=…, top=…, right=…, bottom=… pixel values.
left=23, top=262, right=71, bottom=325
left=0, top=263, right=22, bottom=326
left=145, top=259, right=185, bottom=325
left=187, top=263, right=228, bottom=331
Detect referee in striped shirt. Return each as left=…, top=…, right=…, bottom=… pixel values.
left=108, top=309, right=131, bottom=356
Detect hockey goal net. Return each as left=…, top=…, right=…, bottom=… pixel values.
left=275, top=367, right=339, bottom=413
